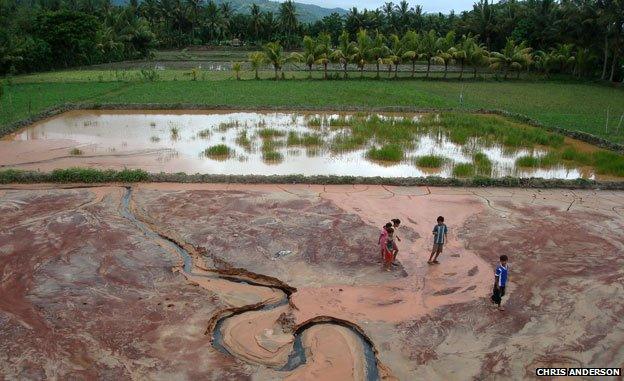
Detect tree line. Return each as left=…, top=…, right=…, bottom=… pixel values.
left=0, top=0, right=622, bottom=82
left=246, top=31, right=582, bottom=81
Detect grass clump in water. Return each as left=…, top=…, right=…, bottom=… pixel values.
left=218, top=121, right=239, bottom=132
left=287, top=131, right=323, bottom=147
left=414, top=155, right=445, bottom=168
left=515, top=152, right=560, bottom=168
left=150, top=136, right=161, bottom=142
left=204, top=144, right=233, bottom=159
left=170, top=126, right=180, bottom=139
left=262, top=150, right=283, bottom=162
left=197, top=129, right=211, bottom=139
left=70, top=148, right=83, bottom=156
left=327, top=115, right=351, bottom=127
left=330, top=133, right=367, bottom=152
left=453, top=163, right=475, bottom=177
left=259, top=128, right=286, bottom=139
left=473, top=152, right=493, bottom=176
left=236, top=130, right=252, bottom=150
left=366, top=144, right=405, bottom=162
left=307, top=116, right=324, bottom=127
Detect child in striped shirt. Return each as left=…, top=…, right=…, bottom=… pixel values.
left=428, top=216, right=448, bottom=264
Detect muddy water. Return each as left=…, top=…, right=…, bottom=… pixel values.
left=2, top=109, right=596, bottom=179
left=119, top=186, right=381, bottom=380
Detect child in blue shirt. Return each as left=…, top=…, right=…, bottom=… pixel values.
left=491, top=255, right=509, bottom=311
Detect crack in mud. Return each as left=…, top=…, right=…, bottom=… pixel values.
left=119, top=186, right=388, bottom=380
left=470, top=191, right=508, bottom=216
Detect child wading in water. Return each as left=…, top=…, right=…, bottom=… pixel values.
left=491, top=255, right=509, bottom=311
left=428, top=216, right=448, bottom=264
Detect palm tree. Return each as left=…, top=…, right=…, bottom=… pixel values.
left=419, top=29, right=437, bottom=78
left=248, top=51, right=264, bottom=79
left=469, top=0, right=496, bottom=50
left=370, top=33, right=388, bottom=78
left=489, top=38, right=533, bottom=80
left=302, top=35, right=317, bottom=78
left=550, top=43, right=576, bottom=74
left=351, top=29, right=371, bottom=78
left=331, top=30, right=355, bottom=79
left=386, top=34, right=404, bottom=78
left=401, top=30, right=420, bottom=78
left=315, top=32, right=332, bottom=80
left=466, top=41, right=489, bottom=79
left=262, top=41, right=302, bottom=80
left=454, top=35, right=478, bottom=80
left=433, top=31, right=456, bottom=78
left=279, top=0, right=298, bottom=48
left=249, top=3, right=263, bottom=44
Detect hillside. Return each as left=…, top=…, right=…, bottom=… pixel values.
left=215, top=0, right=347, bottom=23
left=110, top=0, right=347, bottom=23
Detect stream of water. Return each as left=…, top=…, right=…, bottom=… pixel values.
left=119, top=186, right=381, bottom=380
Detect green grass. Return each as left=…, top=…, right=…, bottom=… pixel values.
left=453, top=163, right=475, bottom=177
left=591, top=151, right=624, bottom=177
left=236, top=130, right=252, bottom=150
left=70, top=148, right=83, bottom=156
left=414, top=155, right=446, bottom=168
left=262, top=150, right=283, bottom=162
left=49, top=168, right=149, bottom=183
left=515, top=152, right=561, bottom=168
left=473, top=152, right=493, bottom=176
left=258, top=128, right=286, bottom=139
left=204, top=144, right=233, bottom=158
left=287, top=131, right=323, bottom=147
left=197, top=129, right=211, bottom=139
left=366, top=144, right=405, bottom=162
left=3, top=78, right=623, bottom=144
left=218, top=121, right=240, bottom=131
left=420, top=113, right=565, bottom=148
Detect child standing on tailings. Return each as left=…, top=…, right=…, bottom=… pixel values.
left=428, top=216, right=448, bottom=264
left=491, top=255, right=509, bottom=311
left=391, top=219, right=401, bottom=265
left=379, top=222, right=392, bottom=262
left=382, top=227, right=396, bottom=271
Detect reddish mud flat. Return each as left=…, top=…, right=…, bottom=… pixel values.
left=1, top=184, right=623, bottom=380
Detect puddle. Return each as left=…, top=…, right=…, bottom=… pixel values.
left=2, top=110, right=614, bottom=180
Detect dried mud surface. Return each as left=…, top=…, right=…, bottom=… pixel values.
left=1, top=184, right=623, bottom=380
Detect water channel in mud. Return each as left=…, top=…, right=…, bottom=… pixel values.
left=3, top=109, right=611, bottom=180
left=119, top=186, right=381, bottom=380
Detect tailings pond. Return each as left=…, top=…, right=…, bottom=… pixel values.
left=2, top=109, right=621, bottom=180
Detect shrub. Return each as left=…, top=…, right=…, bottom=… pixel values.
left=204, top=144, right=233, bottom=158
left=453, top=163, right=475, bottom=177
left=69, top=148, right=83, bottom=155
left=414, top=155, right=445, bottom=168
left=366, top=144, right=405, bottom=162
left=258, top=128, right=286, bottom=139
left=473, top=152, right=493, bottom=176
left=262, top=150, right=283, bottom=162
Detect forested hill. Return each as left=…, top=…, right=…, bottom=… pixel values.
left=110, top=0, right=347, bottom=22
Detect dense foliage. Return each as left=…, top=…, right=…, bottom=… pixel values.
left=0, top=0, right=623, bottom=81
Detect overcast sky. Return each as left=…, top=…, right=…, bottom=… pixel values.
left=298, top=0, right=479, bottom=13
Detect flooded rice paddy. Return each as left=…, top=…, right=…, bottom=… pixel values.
left=3, top=110, right=620, bottom=179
